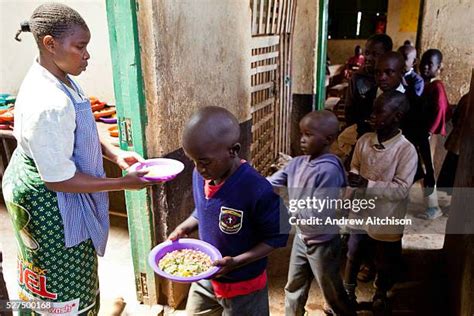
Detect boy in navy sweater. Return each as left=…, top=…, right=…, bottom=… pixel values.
left=397, top=45, right=424, bottom=97
left=268, top=110, right=356, bottom=316
left=169, top=106, right=288, bottom=316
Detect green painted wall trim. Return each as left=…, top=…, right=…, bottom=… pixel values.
left=314, top=0, right=329, bottom=111
left=106, top=0, right=158, bottom=304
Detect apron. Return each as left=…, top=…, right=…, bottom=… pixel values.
left=2, top=79, right=106, bottom=315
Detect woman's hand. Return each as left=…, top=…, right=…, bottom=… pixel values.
left=100, top=137, right=144, bottom=170
left=113, top=149, right=145, bottom=170
left=121, top=169, right=154, bottom=190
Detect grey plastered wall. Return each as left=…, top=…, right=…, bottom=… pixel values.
left=418, top=0, right=474, bottom=185
left=290, top=0, right=318, bottom=156
left=136, top=0, right=252, bottom=306
left=139, top=0, right=252, bottom=157
left=419, top=0, right=474, bottom=104
left=292, top=0, right=318, bottom=95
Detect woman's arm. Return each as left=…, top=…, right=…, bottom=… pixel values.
left=100, top=136, right=144, bottom=170
left=45, top=169, right=152, bottom=193
left=101, top=135, right=120, bottom=162
left=45, top=135, right=156, bottom=193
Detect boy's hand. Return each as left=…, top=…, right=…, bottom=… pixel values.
left=167, top=216, right=199, bottom=241
left=167, top=227, right=189, bottom=241
left=212, top=256, right=239, bottom=277
left=348, top=172, right=368, bottom=188
left=209, top=243, right=274, bottom=278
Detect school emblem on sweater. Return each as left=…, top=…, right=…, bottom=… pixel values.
left=219, top=207, right=243, bottom=234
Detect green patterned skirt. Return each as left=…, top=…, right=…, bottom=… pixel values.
left=2, top=150, right=99, bottom=315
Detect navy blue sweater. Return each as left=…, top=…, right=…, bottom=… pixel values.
left=404, top=69, right=424, bottom=97
left=192, top=162, right=289, bottom=283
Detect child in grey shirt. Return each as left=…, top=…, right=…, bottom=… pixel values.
left=268, top=110, right=355, bottom=316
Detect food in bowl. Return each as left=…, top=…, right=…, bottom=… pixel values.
left=158, top=249, right=213, bottom=277
left=144, top=165, right=174, bottom=178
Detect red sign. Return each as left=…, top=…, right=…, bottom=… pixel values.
left=18, top=261, right=57, bottom=300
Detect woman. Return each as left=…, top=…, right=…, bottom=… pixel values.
left=3, top=3, right=158, bottom=315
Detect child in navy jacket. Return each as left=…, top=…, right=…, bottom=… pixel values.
left=169, top=106, right=288, bottom=316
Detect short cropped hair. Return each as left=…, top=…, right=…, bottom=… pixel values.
left=382, top=90, right=410, bottom=115
left=367, top=33, right=393, bottom=52
left=422, top=49, right=443, bottom=64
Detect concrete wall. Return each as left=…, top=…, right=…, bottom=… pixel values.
left=136, top=0, right=252, bottom=307
left=0, top=0, right=115, bottom=102
left=138, top=0, right=252, bottom=157
left=419, top=0, right=474, bottom=103
left=290, top=0, right=318, bottom=156
left=292, top=0, right=318, bottom=95
left=386, top=0, right=420, bottom=49
left=328, top=39, right=365, bottom=65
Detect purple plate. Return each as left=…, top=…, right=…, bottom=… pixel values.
left=100, top=117, right=117, bottom=124
left=148, top=238, right=222, bottom=283
left=129, top=158, right=184, bottom=181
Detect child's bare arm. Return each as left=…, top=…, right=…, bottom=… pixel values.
left=267, top=161, right=290, bottom=187
left=212, top=242, right=274, bottom=277
left=168, top=215, right=199, bottom=241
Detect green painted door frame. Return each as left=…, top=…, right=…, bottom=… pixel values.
left=105, top=0, right=159, bottom=304
left=314, top=0, right=329, bottom=111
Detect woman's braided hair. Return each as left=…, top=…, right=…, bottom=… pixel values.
left=15, top=3, right=87, bottom=43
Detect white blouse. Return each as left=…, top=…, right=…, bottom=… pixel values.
left=14, top=61, right=87, bottom=182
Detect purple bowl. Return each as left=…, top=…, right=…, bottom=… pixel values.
left=129, top=158, right=184, bottom=182
left=148, top=238, right=222, bottom=282
left=100, top=117, right=117, bottom=124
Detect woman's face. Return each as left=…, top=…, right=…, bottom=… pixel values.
left=46, top=25, right=91, bottom=76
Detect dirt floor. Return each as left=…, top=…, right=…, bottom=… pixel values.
left=0, top=181, right=451, bottom=315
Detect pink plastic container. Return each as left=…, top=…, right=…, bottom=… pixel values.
left=148, top=238, right=222, bottom=283
left=129, top=158, right=184, bottom=182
